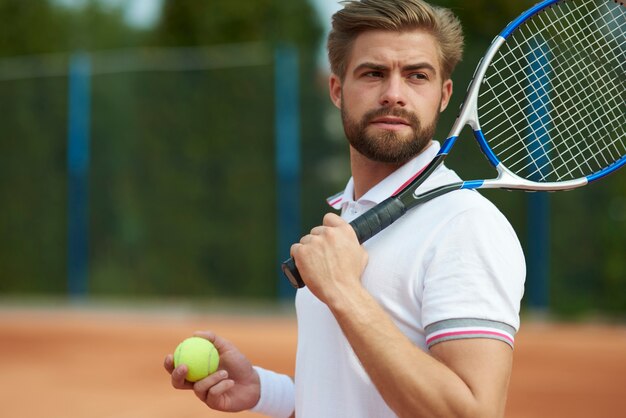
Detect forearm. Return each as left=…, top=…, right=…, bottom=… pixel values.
left=328, top=286, right=485, bottom=418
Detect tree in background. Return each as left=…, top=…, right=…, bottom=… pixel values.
left=0, top=0, right=623, bottom=314
left=0, top=0, right=324, bottom=299
left=0, top=0, right=152, bottom=295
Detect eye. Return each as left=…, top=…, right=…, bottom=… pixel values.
left=408, top=72, right=428, bottom=81
left=363, top=71, right=384, bottom=78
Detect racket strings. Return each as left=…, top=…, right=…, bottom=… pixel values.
left=481, top=5, right=624, bottom=136
left=534, top=0, right=625, bottom=174
left=482, top=1, right=624, bottom=162
left=489, top=1, right=625, bottom=181
left=483, top=42, right=624, bottom=173
left=482, top=18, right=623, bottom=178
left=490, top=43, right=625, bottom=181
left=480, top=0, right=622, bottom=115
left=477, top=0, right=625, bottom=183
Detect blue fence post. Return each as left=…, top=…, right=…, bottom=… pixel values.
left=67, top=52, right=91, bottom=299
left=275, top=45, right=300, bottom=300
left=526, top=39, right=551, bottom=311
left=527, top=192, right=550, bottom=310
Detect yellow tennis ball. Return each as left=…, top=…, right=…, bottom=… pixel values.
left=173, top=337, right=220, bottom=382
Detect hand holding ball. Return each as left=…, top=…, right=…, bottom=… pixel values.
left=174, top=337, right=220, bottom=382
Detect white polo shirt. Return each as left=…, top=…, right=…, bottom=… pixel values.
left=293, top=141, right=526, bottom=418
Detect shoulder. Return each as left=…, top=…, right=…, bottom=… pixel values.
left=415, top=164, right=518, bottom=237
left=441, top=189, right=516, bottom=232
left=419, top=188, right=524, bottom=264
left=410, top=186, right=518, bottom=243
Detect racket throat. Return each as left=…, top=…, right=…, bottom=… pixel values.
left=413, top=182, right=465, bottom=201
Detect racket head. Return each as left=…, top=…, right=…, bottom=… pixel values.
left=458, top=0, right=625, bottom=190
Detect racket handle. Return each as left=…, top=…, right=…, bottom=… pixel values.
left=350, top=197, right=406, bottom=243
left=281, top=197, right=406, bottom=289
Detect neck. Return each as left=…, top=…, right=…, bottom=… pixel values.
left=349, top=147, right=401, bottom=201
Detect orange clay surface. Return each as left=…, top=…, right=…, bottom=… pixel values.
left=1, top=304, right=625, bottom=418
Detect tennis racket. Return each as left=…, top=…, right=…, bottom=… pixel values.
left=283, top=0, right=626, bottom=289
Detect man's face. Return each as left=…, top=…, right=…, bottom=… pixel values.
left=329, top=30, right=453, bottom=165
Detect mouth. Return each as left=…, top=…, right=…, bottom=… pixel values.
left=369, top=116, right=411, bottom=130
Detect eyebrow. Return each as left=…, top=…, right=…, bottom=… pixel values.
left=353, top=61, right=438, bottom=76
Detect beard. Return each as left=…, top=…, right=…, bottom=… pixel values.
left=341, top=104, right=439, bottom=165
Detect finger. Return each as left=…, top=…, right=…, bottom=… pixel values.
left=299, top=234, right=314, bottom=244
left=171, top=365, right=194, bottom=390
left=163, top=354, right=175, bottom=373
left=323, top=212, right=345, bottom=227
left=323, top=213, right=358, bottom=240
left=310, top=225, right=325, bottom=235
left=192, top=379, right=235, bottom=403
left=290, top=242, right=302, bottom=258
left=193, top=370, right=229, bottom=393
left=207, top=379, right=236, bottom=397
left=192, top=331, right=231, bottom=354
left=192, top=330, right=217, bottom=343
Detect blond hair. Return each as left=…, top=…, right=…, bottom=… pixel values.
left=328, top=0, right=464, bottom=81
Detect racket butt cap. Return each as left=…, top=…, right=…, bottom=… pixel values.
left=282, top=258, right=305, bottom=288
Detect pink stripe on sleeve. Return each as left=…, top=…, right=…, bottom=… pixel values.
left=427, top=329, right=514, bottom=346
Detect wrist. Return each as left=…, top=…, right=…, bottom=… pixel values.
left=327, top=282, right=372, bottom=317
left=249, top=366, right=295, bottom=418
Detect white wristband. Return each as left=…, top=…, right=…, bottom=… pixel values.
left=249, top=366, right=295, bottom=418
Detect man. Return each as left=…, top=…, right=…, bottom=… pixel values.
left=164, top=1, right=526, bottom=417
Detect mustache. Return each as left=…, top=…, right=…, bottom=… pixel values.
left=362, top=107, right=421, bottom=128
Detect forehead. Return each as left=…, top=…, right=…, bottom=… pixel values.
left=347, top=30, right=441, bottom=74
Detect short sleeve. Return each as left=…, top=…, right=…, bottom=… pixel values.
left=421, top=206, right=526, bottom=348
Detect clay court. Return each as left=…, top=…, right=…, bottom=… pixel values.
left=1, top=303, right=625, bottom=418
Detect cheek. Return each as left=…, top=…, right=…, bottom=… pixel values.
left=342, top=88, right=370, bottom=117
left=343, top=85, right=367, bottom=105
left=417, top=89, right=444, bottom=119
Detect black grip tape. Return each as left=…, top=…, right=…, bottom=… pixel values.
left=350, top=197, right=406, bottom=243
left=280, top=197, right=406, bottom=289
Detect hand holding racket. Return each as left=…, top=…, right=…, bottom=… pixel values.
left=283, top=0, right=625, bottom=289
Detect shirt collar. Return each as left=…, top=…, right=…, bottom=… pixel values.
left=327, top=141, right=441, bottom=210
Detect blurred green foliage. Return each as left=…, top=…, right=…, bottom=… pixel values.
left=0, top=0, right=623, bottom=316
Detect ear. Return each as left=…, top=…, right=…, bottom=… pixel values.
left=329, top=73, right=342, bottom=109
left=439, top=79, right=453, bottom=113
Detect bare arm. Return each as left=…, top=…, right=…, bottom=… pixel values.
left=291, top=213, right=513, bottom=418
left=329, top=287, right=512, bottom=418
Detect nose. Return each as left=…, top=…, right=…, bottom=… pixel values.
left=379, top=75, right=406, bottom=107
